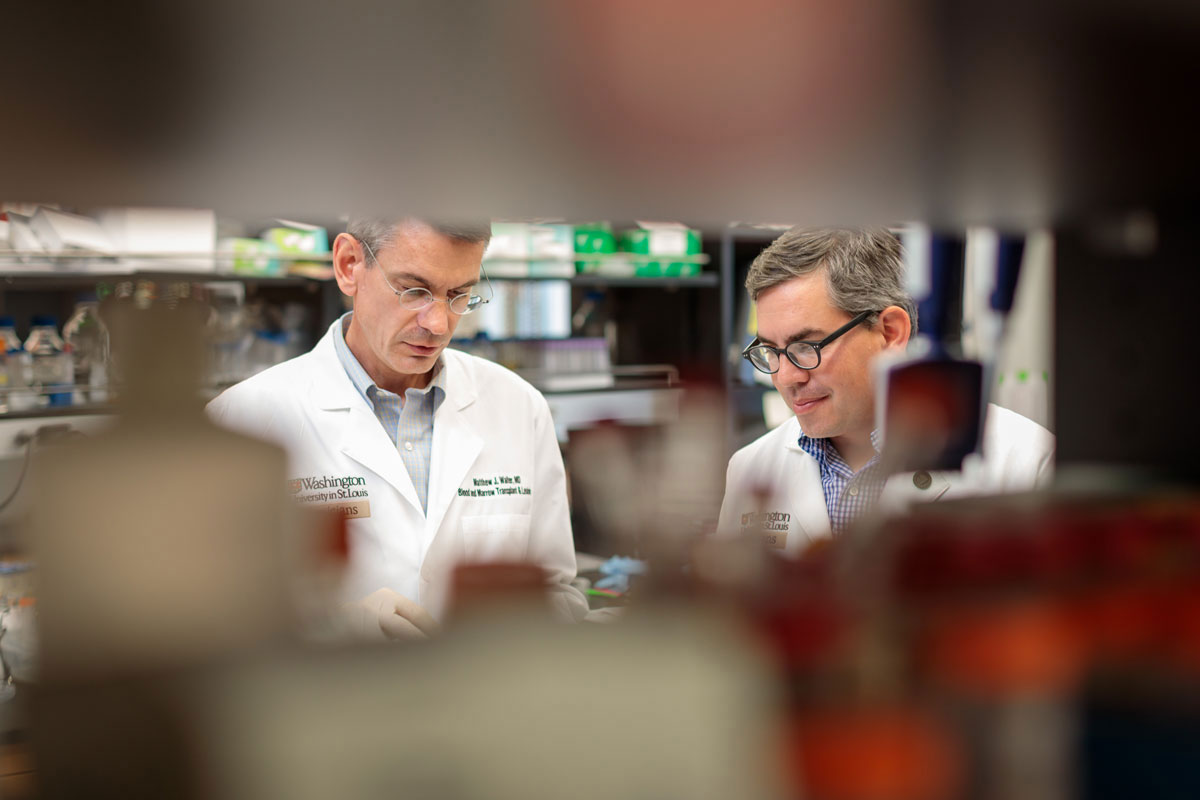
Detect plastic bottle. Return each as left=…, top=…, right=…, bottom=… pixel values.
left=24, top=315, right=74, bottom=407
left=246, top=329, right=289, bottom=377
left=63, top=296, right=110, bottom=404
left=0, top=316, right=35, bottom=413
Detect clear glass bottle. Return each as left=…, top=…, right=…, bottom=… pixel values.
left=0, top=316, right=34, bottom=413
left=24, top=314, right=74, bottom=407
left=63, top=296, right=110, bottom=404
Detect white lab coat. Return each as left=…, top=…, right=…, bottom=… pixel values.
left=207, top=321, right=587, bottom=622
left=717, top=403, right=1055, bottom=557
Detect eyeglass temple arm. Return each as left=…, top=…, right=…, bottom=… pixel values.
left=814, top=310, right=873, bottom=347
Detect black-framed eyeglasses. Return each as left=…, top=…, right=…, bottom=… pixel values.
left=742, top=310, right=875, bottom=374
left=359, top=238, right=493, bottom=315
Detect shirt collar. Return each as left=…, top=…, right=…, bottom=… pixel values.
left=796, top=425, right=883, bottom=463
left=333, top=311, right=446, bottom=407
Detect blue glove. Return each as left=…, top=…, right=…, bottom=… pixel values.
left=593, top=556, right=648, bottom=593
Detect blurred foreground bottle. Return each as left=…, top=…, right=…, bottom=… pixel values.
left=63, top=295, right=110, bottom=405
left=30, top=300, right=293, bottom=682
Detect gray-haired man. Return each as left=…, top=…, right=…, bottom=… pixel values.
left=210, top=218, right=588, bottom=635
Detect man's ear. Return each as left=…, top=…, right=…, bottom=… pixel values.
left=877, top=305, right=912, bottom=351
left=332, top=232, right=366, bottom=297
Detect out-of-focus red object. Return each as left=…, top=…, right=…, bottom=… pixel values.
left=1068, top=582, right=1171, bottom=661
left=1161, top=583, right=1200, bottom=673
left=790, top=705, right=963, bottom=800
left=922, top=598, right=1088, bottom=696
left=748, top=544, right=853, bottom=673
left=319, top=509, right=350, bottom=563
left=448, top=562, right=551, bottom=621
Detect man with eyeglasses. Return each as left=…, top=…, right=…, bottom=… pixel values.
left=209, top=218, right=587, bottom=636
left=717, top=227, right=1054, bottom=556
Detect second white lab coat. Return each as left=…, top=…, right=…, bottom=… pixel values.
left=207, top=321, right=587, bottom=622
left=717, top=403, right=1055, bottom=557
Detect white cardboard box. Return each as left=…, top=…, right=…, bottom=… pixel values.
left=96, top=207, right=217, bottom=271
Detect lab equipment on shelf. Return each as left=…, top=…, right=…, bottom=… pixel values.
left=63, top=297, right=110, bottom=404
left=23, top=316, right=73, bottom=408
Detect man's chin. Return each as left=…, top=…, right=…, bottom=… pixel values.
left=792, top=410, right=833, bottom=438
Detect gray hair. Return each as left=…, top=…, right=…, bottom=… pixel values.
left=745, top=227, right=918, bottom=337
left=347, top=218, right=493, bottom=266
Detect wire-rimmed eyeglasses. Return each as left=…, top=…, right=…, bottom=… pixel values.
left=742, top=310, right=875, bottom=374
left=359, top=238, right=493, bottom=315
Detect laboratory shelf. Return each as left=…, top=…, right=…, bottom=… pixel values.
left=0, top=403, right=110, bottom=421
left=0, top=271, right=328, bottom=290
left=484, top=273, right=718, bottom=288
left=566, top=274, right=718, bottom=288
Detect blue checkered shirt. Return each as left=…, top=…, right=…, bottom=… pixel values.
left=796, top=428, right=885, bottom=536
left=333, top=313, right=445, bottom=515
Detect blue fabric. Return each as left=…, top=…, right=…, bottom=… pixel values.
left=333, top=312, right=445, bottom=514
left=796, top=428, right=885, bottom=535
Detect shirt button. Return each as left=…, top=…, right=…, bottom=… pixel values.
left=848, top=486, right=859, bottom=497
left=404, top=442, right=414, bottom=452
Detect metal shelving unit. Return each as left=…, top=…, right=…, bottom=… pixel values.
left=0, top=238, right=736, bottom=435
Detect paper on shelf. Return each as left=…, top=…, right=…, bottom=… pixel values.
left=29, top=207, right=115, bottom=254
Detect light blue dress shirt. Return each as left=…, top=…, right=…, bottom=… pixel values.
left=332, top=313, right=445, bottom=514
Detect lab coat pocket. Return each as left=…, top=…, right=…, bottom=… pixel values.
left=460, top=514, right=532, bottom=563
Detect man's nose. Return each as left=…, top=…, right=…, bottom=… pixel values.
left=417, top=299, right=451, bottom=335
left=774, top=356, right=811, bottom=386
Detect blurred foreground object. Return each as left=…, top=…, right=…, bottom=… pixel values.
left=11, top=2, right=1198, bottom=225
left=194, top=606, right=784, bottom=800
left=31, top=598, right=784, bottom=799
left=29, top=301, right=294, bottom=679
left=708, top=490, right=1200, bottom=800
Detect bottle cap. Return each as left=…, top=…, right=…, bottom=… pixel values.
left=0, top=315, right=14, bottom=327
left=31, top=314, right=58, bottom=327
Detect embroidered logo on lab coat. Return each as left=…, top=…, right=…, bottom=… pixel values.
left=287, top=474, right=372, bottom=519
left=740, top=510, right=790, bottom=549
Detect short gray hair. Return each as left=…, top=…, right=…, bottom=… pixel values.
left=745, top=227, right=918, bottom=337
left=347, top=218, right=493, bottom=266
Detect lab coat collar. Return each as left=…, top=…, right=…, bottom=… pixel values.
left=306, top=325, right=423, bottom=512
left=782, top=418, right=804, bottom=451
left=311, top=324, right=365, bottom=411
left=779, top=412, right=951, bottom=504
left=438, top=348, right=479, bottom=412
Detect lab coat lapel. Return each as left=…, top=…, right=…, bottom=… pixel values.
left=786, top=435, right=835, bottom=543
left=339, top=405, right=423, bottom=512
left=425, top=352, right=483, bottom=543
left=879, top=469, right=951, bottom=512
left=308, top=335, right=423, bottom=513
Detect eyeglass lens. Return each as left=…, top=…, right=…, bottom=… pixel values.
left=747, top=342, right=819, bottom=373
left=395, top=288, right=477, bottom=314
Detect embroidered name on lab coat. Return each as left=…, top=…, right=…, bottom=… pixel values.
left=458, top=474, right=532, bottom=498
